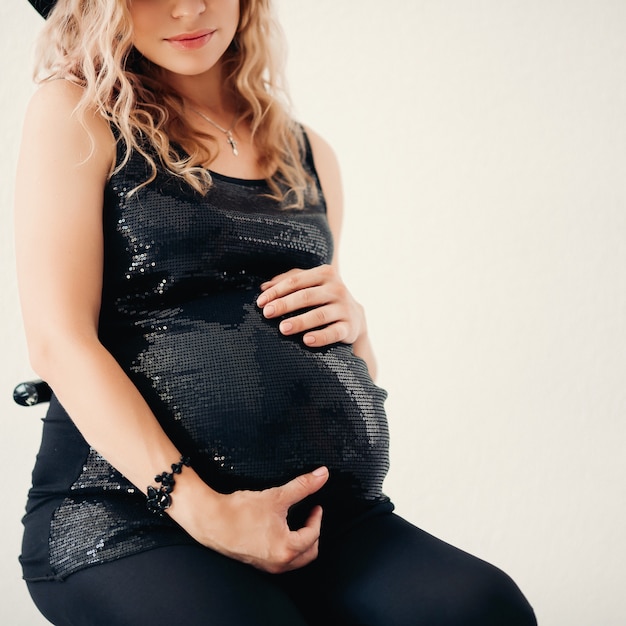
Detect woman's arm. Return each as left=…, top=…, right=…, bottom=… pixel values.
left=15, top=79, right=186, bottom=499
left=15, top=80, right=327, bottom=573
left=257, top=127, right=378, bottom=379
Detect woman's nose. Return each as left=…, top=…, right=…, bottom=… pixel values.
left=171, top=0, right=207, bottom=19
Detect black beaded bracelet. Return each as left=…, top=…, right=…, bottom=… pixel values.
left=146, top=456, right=191, bottom=516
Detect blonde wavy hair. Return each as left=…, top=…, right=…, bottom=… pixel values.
left=34, top=0, right=316, bottom=207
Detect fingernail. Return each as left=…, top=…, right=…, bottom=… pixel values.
left=303, top=335, right=316, bottom=345
left=264, top=304, right=275, bottom=317
left=280, top=321, right=292, bottom=333
left=257, top=294, right=267, bottom=307
left=312, top=467, right=328, bottom=477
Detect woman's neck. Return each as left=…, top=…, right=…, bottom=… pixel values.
left=163, top=63, right=234, bottom=116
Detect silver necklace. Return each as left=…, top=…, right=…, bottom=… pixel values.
left=190, top=108, right=239, bottom=156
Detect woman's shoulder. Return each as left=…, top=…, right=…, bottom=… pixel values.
left=30, top=77, right=85, bottom=103
left=27, top=79, right=89, bottom=125
left=25, top=79, right=116, bottom=166
left=301, top=125, right=337, bottom=168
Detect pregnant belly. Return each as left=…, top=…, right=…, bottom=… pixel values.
left=114, top=289, right=390, bottom=502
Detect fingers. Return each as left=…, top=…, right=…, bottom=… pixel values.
left=262, top=535, right=320, bottom=573
left=261, top=285, right=326, bottom=320
left=282, top=543, right=319, bottom=571
left=301, top=323, right=352, bottom=347
left=257, top=265, right=335, bottom=309
left=277, top=305, right=352, bottom=344
left=300, top=503, right=324, bottom=537
left=209, top=479, right=327, bottom=574
left=258, top=268, right=303, bottom=293
left=257, top=266, right=356, bottom=343
left=265, top=506, right=324, bottom=573
left=284, top=507, right=324, bottom=570
left=277, top=467, right=329, bottom=508
left=265, top=297, right=356, bottom=347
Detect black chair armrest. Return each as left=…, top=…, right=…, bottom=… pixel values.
left=13, top=380, right=52, bottom=407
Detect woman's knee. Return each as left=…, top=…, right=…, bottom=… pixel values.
left=322, top=559, right=535, bottom=626
left=314, top=513, right=536, bottom=626
left=443, top=560, right=537, bottom=626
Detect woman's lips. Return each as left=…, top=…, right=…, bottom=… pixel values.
left=166, top=30, right=215, bottom=50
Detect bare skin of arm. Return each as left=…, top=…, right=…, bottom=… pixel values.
left=15, top=80, right=328, bottom=574
left=257, top=126, right=378, bottom=380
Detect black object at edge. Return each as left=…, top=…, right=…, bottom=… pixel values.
left=13, top=380, right=52, bottom=406
left=27, top=0, right=55, bottom=18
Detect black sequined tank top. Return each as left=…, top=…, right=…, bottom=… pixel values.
left=20, top=133, right=391, bottom=581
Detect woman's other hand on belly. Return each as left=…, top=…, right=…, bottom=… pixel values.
left=170, top=466, right=329, bottom=574
left=256, top=265, right=365, bottom=348
left=256, top=264, right=378, bottom=378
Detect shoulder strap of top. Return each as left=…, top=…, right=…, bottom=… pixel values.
left=298, top=125, right=324, bottom=191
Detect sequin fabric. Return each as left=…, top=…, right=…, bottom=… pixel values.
left=23, top=136, right=390, bottom=581
left=49, top=448, right=187, bottom=574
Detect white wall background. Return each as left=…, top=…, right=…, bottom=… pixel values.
left=1, top=1, right=624, bottom=624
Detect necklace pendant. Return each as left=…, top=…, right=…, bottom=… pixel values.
left=226, top=131, right=239, bottom=157
left=189, top=108, right=240, bottom=157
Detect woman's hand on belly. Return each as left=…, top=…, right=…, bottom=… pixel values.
left=256, top=264, right=366, bottom=348
left=171, top=466, right=329, bottom=574
left=256, top=264, right=379, bottom=378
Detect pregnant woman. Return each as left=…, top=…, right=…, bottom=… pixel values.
left=16, top=1, right=536, bottom=624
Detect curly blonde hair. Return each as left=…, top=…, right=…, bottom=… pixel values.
left=34, top=0, right=315, bottom=207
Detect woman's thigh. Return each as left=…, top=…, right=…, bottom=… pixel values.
left=27, top=544, right=307, bottom=626
left=284, top=512, right=537, bottom=626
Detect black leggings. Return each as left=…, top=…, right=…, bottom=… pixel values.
left=27, top=513, right=536, bottom=626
